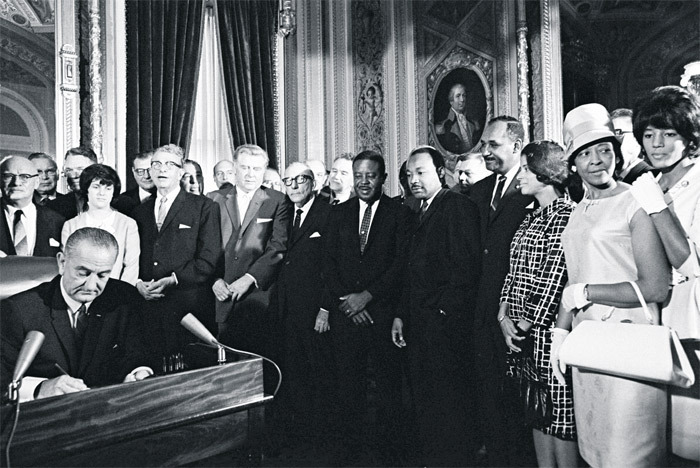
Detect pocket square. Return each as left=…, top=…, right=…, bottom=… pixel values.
left=179, top=224, right=191, bottom=229
left=525, top=202, right=536, bottom=210
left=310, top=232, right=321, bottom=238
left=49, top=238, right=60, bottom=247
left=257, top=218, right=273, bottom=223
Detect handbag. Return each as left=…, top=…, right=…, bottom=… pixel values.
left=559, top=281, right=695, bottom=388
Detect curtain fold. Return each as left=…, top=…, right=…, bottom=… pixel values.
left=126, top=0, right=205, bottom=187
left=216, top=0, right=278, bottom=168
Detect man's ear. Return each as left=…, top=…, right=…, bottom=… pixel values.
left=513, top=139, right=523, bottom=153
left=56, top=251, right=65, bottom=275
left=437, top=166, right=445, bottom=179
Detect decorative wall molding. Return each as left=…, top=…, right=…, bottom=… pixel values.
left=55, top=0, right=80, bottom=175
left=87, top=0, right=103, bottom=161
left=0, top=37, right=53, bottom=82
left=327, top=0, right=354, bottom=160
left=539, top=0, right=563, bottom=141
left=0, top=87, right=50, bottom=153
left=102, top=0, right=126, bottom=181
left=516, top=0, right=531, bottom=142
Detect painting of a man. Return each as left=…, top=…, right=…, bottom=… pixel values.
left=436, top=83, right=482, bottom=154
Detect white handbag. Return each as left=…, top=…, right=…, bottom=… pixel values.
left=559, top=282, right=695, bottom=388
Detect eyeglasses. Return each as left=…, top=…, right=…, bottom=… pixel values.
left=36, top=169, right=57, bottom=177
left=62, top=168, right=86, bottom=177
left=151, top=161, right=182, bottom=170
left=282, top=174, right=312, bottom=186
left=1, top=173, right=39, bottom=184
left=133, top=168, right=150, bottom=177
left=614, top=129, right=633, bottom=136
left=215, top=170, right=235, bottom=178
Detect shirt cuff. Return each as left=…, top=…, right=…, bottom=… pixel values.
left=19, top=376, right=47, bottom=402
left=124, top=367, right=154, bottom=382
left=244, top=273, right=258, bottom=289
left=171, top=272, right=178, bottom=286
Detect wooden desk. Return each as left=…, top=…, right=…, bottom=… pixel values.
left=0, top=357, right=271, bottom=466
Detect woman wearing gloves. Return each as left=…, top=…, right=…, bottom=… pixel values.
left=498, top=141, right=577, bottom=466
left=550, top=103, right=670, bottom=466
left=630, top=85, right=700, bottom=461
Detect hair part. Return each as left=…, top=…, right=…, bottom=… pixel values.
left=487, top=115, right=525, bottom=142
left=64, top=227, right=119, bottom=258
left=353, top=150, right=386, bottom=175
left=65, top=147, right=98, bottom=163
left=134, top=150, right=154, bottom=161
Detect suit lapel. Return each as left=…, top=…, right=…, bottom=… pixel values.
left=78, top=297, right=107, bottom=375
left=362, top=194, right=388, bottom=253
left=49, top=285, right=80, bottom=373
left=419, top=189, right=447, bottom=226
left=240, top=188, right=266, bottom=234
left=0, top=200, right=16, bottom=255
left=159, top=190, right=186, bottom=234
left=290, top=198, right=319, bottom=247
left=490, top=169, right=521, bottom=223
left=225, top=188, right=241, bottom=233
left=35, top=206, right=50, bottom=254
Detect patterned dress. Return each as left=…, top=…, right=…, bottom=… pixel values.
left=501, top=195, right=576, bottom=440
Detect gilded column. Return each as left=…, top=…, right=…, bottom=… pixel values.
left=516, top=0, right=530, bottom=142
left=88, top=0, right=103, bottom=160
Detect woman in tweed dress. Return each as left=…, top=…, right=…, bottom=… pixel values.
left=498, top=141, right=578, bottom=466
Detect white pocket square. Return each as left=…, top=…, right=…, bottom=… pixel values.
left=310, top=232, right=321, bottom=238
left=49, top=238, right=60, bottom=247
left=257, top=218, right=273, bottom=223
left=525, top=202, right=536, bottom=209
left=179, top=224, right=191, bottom=229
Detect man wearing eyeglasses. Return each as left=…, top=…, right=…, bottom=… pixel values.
left=28, top=153, right=61, bottom=206
left=114, top=150, right=156, bottom=216
left=209, top=144, right=289, bottom=357
left=0, top=156, right=64, bottom=257
left=132, top=144, right=222, bottom=357
left=47, top=147, right=98, bottom=220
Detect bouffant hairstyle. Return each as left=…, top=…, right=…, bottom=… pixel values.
left=79, top=164, right=122, bottom=201
left=522, top=140, right=570, bottom=192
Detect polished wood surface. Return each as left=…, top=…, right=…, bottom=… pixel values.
left=0, top=256, right=58, bottom=300
left=0, top=357, right=270, bottom=467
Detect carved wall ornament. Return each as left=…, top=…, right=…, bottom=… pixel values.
left=0, top=37, right=53, bottom=81
left=88, top=0, right=103, bottom=160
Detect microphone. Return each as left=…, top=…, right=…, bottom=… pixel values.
left=180, top=313, right=226, bottom=364
left=8, top=331, right=45, bottom=402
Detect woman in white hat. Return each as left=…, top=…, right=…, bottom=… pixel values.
left=631, top=85, right=700, bottom=461
left=549, top=103, right=670, bottom=466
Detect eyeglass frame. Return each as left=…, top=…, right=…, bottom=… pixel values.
left=1, top=173, right=39, bottom=184
left=282, top=174, right=313, bottom=186
left=133, top=168, right=151, bottom=177
left=151, top=160, right=183, bottom=170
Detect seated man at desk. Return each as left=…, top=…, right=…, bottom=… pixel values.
left=1, top=227, right=154, bottom=402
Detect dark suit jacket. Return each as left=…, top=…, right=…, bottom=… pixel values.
left=209, top=185, right=289, bottom=323
left=0, top=200, right=64, bottom=257
left=113, top=187, right=154, bottom=216
left=621, top=159, right=654, bottom=184
left=47, top=191, right=81, bottom=221
left=322, top=195, right=411, bottom=325
left=275, top=196, right=331, bottom=326
left=403, top=189, right=481, bottom=321
left=438, top=108, right=482, bottom=154
left=468, top=172, right=535, bottom=337
left=0, top=276, right=152, bottom=390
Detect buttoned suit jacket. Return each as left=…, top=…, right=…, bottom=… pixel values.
left=132, top=190, right=221, bottom=326
left=468, top=172, right=535, bottom=347
left=276, top=196, right=331, bottom=326
left=0, top=276, right=152, bottom=390
left=209, top=185, right=289, bottom=323
left=322, top=194, right=411, bottom=326
left=0, top=199, right=64, bottom=257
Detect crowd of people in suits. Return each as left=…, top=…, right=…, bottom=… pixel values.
left=1, top=83, right=699, bottom=467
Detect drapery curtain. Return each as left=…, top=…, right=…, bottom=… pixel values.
left=217, top=0, right=278, bottom=168
left=125, top=0, right=205, bottom=188
left=189, top=6, right=235, bottom=193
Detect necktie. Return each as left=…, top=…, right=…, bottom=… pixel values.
left=292, top=208, right=303, bottom=234
left=359, top=202, right=373, bottom=254
left=74, top=303, right=88, bottom=347
left=13, top=209, right=28, bottom=256
left=156, top=196, right=167, bottom=231
left=491, top=175, right=507, bottom=212
left=419, top=200, right=429, bottom=222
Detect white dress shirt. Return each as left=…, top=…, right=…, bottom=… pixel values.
left=491, top=164, right=519, bottom=202
left=358, top=198, right=380, bottom=237
left=154, top=186, right=181, bottom=223
left=4, top=202, right=37, bottom=255
left=294, top=195, right=315, bottom=227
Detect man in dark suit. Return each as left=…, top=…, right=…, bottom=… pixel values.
left=272, top=162, right=334, bottom=439
left=322, top=151, right=410, bottom=464
left=392, top=145, right=481, bottom=467
left=611, top=108, right=653, bottom=184
left=132, top=144, right=222, bottom=357
left=1, top=156, right=64, bottom=257
left=47, top=147, right=98, bottom=221
left=28, top=152, right=61, bottom=206
left=469, top=116, right=536, bottom=466
left=209, top=144, right=289, bottom=355
left=0, top=227, right=153, bottom=402
left=113, top=150, right=155, bottom=216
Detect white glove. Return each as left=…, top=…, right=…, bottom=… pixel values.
left=560, top=283, right=590, bottom=311
left=630, top=172, right=667, bottom=215
left=550, top=328, right=570, bottom=386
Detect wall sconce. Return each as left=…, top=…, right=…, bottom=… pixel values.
left=279, top=0, right=296, bottom=37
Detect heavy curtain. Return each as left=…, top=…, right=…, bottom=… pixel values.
left=217, top=0, right=278, bottom=168
left=125, top=0, right=205, bottom=187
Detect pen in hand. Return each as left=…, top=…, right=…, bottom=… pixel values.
left=54, top=363, right=69, bottom=376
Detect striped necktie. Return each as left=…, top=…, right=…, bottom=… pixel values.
left=13, top=209, right=28, bottom=256
left=156, top=197, right=167, bottom=231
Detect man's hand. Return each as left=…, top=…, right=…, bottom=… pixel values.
left=228, top=275, right=255, bottom=302
left=391, top=318, right=406, bottom=348
left=123, top=367, right=154, bottom=382
left=499, top=315, right=524, bottom=352
left=36, top=375, right=88, bottom=399
left=314, top=309, right=330, bottom=333
left=136, top=280, right=164, bottom=301
left=339, top=291, right=373, bottom=317
left=352, top=309, right=374, bottom=327
left=212, top=279, right=232, bottom=302
left=148, top=276, right=175, bottom=295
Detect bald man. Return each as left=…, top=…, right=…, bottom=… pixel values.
left=1, top=156, right=64, bottom=257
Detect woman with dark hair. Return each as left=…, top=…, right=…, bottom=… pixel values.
left=630, top=85, right=700, bottom=461
left=498, top=140, right=577, bottom=466
left=550, top=104, right=670, bottom=466
left=181, top=159, right=204, bottom=195
left=61, top=164, right=140, bottom=285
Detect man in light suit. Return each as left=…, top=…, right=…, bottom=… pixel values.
left=132, top=144, right=222, bottom=357
left=322, top=151, right=410, bottom=464
left=468, top=116, right=536, bottom=466
left=1, top=156, right=64, bottom=257
left=0, top=228, right=153, bottom=402
left=437, top=83, right=482, bottom=154
left=392, top=145, right=481, bottom=466
left=209, top=144, right=289, bottom=355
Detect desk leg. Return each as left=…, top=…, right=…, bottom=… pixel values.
left=246, top=405, right=266, bottom=467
